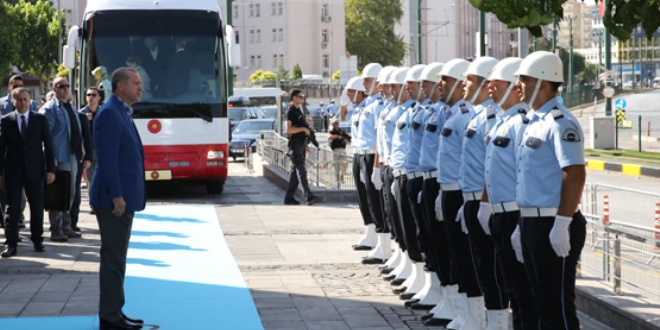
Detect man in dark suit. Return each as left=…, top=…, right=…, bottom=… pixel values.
left=90, top=68, right=146, bottom=330
left=0, top=87, right=56, bottom=257
left=69, top=111, right=94, bottom=232
left=165, top=37, right=193, bottom=97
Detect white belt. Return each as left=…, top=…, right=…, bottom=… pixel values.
left=521, top=207, right=558, bottom=218
left=406, top=171, right=423, bottom=180
left=356, top=149, right=376, bottom=155
left=439, top=183, right=460, bottom=191
left=382, top=159, right=391, bottom=166
left=422, top=170, right=437, bottom=180
left=462, top=191, right=483, bottom=202
left=393, top=168, right=407, bottom=178
left=492, top=201, right=519, bottom=214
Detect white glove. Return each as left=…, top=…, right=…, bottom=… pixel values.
left=511, top=225, right=523, bottom=263
left=360, top=171, right=366, bottom=184
left=391, top=181, right=397, bottom=201
left=549, top=215, right=572, bottom=258
left=340, top=90, right=350, bottom=106
left=435, top=194, right=444, bottom=221
left=477, top=202, right=492, bottom=235
left=371, top=168, right=383, bottom=190
left=417, top=191, right=422, bottom=204
left=455, top=205, right=468, bottom=234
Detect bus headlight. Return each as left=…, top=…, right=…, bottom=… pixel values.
left=207, top=151, right=225, bottom=159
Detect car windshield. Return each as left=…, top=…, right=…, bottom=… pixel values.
left=229, top=108, right=248, bottom=121
left=261, top=107, right=278, bottom=119
left=232, top=121, right=273, bottom=134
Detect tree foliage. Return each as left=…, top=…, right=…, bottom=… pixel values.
left=292, top=63, right=302, bottom=80
left=56, top=63, right=69, bottom=78
left=602, top=0, right=660, bottom=41
left=277, top=64, right=290, bottom=81
left=249, top=70, right=277, bottom=84
left=346, top=0, right=406, bottom=70
left=579, top=63, right=598, bottom=84
left=0, top=3, right=17, bottom=76
left=331, top=70, right=340, bottom=83
left=11, top=0, right=64, bottom=91
left=557, top=48, right=585, bottom=83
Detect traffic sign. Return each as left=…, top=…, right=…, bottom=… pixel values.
left=614, top=98, right=627, bottom=109
left=558, top=96, right=564, bottom=104
left=602, top=86, right=615, bottom=98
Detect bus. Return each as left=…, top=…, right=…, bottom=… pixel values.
left=62, top=0, right=240, bottom=194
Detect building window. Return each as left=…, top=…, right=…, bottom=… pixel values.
left=322, top=29, right=328, bottom=43
left=250, top=30, right=254, bottom=43
left=279, top=54, right=284, bottom=65
left=322, top=4, right=328, bottom=16
left=249, top=4, right=254, bottom=17
left=278, top=2, right=283, bottom=15
left=256, top=4, right=260, bottom=17
left=235, top=31, right=240, bottom=44
left=322, top=55, right=329, bottom=68
left=271, top=3, right=276, bottom=16
left=272, top=29, right=277, bottom=42
left=257, top=56, right=262, bottom=69
left=273, top=55, right=278, bottom=68
left=256, top=30, right=261, bottom=43
left=250, top=56, right=255, bottom=68
left=233, top=5, right=238, bottom=19
left=278, top=28, right=283, bottom=42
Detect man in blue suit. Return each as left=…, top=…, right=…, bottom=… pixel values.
left=0, top=88, right=56, bottom=257
left=40, top=77, right=83, bottom=242
left=90, top=68, right=146, bottom=330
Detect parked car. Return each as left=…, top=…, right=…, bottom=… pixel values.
left=229, top=119, right=277, bottom=161
left=229, top=107, right=262, bottom=129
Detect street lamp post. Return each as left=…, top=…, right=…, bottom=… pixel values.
left=604, top=0, right=612, bottom=116
left=57, top=0, right=62, bottom=65
left=569, top=16, right=574, bottom=93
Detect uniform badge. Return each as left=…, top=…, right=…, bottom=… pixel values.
left=561, top=128, right=581, bottom=142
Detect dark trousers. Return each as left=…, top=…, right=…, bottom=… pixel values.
left=0, top=188, right=26, bottom=226
left=442, top=190, right=480, bottom=296
left=383, top=166, right=404, bottom=249
left=353, top=154, right=373, bottom=227
left=70, top=160, right=84, bottom=227
left=395, top=175, right=422, bottom=261
left=97, top=208, right=134, bottom=322
left=421, top=179, right=456, bottom=286
left=492, top=210, right=538, bottom=330
left=285, top=142, right=313, bottom=201
left=359, top=154, right=385, bottom=232
left=4, top=167, right=44, bottom=247
left=406, top=177, right=427, bottom=256
left=521, top=212, right=586, bottom=330
left=464, top=200, right=507, bottom=309
left=378, top=164, right=392, bottom=234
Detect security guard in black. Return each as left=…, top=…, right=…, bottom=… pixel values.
left=284, top=89, right=316, bottom=205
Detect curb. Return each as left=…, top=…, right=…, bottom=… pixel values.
left=262, top=164, right=358, bottom=203
left=586, top=159, right=660, bottom=178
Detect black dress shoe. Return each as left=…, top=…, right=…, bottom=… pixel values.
left=306, top=196, right=318, bottom=205
left=352, top=244, right=373, bottom=251
left=404, top=298, right=420, bottom=307
left=410, top=302, right=435, bottom=310
left=18, top=222, right=26, bottom=229
left=382, top=273, right=397, bottom=281
left=399, top=292, right=416, bottom=300
left=423, top=317, right=451, bottom=327
left=392, top=286, right=407, bottom=294
left=421, top=312, right=434, bottom=321
left=361, top=257, right=385, bottom=265
left=100, top=318, right=142, bottom=330
left=33, top=243, right=46, bottom=252
left=390, top=278, right=405, bottom=286
left=380, top=267, right=393, bottom=274
left=120, top=312, right=144, bottom=324
left=284, top=199, right=301, bottom=205
left=71, top=225, right=81, bottom=232
left=1, top=246, right=17, bottom=258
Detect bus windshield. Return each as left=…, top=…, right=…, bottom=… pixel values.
left=81, top=10, right=226, bottom=119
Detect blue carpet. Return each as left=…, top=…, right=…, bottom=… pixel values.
left=0, top=205, right=263, bottom=330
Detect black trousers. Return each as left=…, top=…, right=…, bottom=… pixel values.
left=383, top=166, right=404, bottom=249
left=70, top=160, right=84, bottom=227
left=378, top=164, right=392, bottom=234
left=521, top=212, right=586, bottom=330
left=395, top=175, right=422, bottom=262
left=97, top=208, right=134, bottom=321
left=464, top=200, right=507, bottom=309
left=442, top=190, right=480, bottom=296
left=285, top=142, right=313, bottom=201
left=491, top=210, right=538, bottom=330
left=359, top=154, right=385, bottom=232
left=4, top=167, right=44, bottom=247
left=353, top=154, right=372, bottom=227
left=421, top=179, right=455, bottom=286
left=406, top=177, right=428, bottom=257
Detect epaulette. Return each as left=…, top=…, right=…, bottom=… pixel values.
left=517, top=108, right=527, bottom=114
left=551, top=107, right=564, bottom=120
left=378, top=99, right=384, bottom=105
left=411, top=102, right=417, bottom=108
left=486, top=106, right=496, bottom=120
left=459, top=103, right=470, bottom=114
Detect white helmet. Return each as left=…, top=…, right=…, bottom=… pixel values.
left=377, top=66, right=396, bottom=83
left=387, top=67, right=409, bottom=85
left=514, top=51, right=563, bottom=83
left=345, top=77, right=365, bottom=91
left=419, top=62, right=444, bottom=83
left=404, top=64, right=426, bottom=83
left=489, top=57, right=523, bottom=106
left=464, top=56, right=499, bottom=79
left=362, top=63, right=383, bottom=78
left=489, top=57, right=523, bottom=83
left=438, top=58, right=470, bottom=82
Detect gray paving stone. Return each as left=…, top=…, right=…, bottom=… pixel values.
left=304, top=320, right=349, bottom=329
left=21, top=301, right=65, bottom=316
left=341, top=313, right=391, bottom=328
left=298, top=308, right=343, bottom=322
left=261, top=320, right=307, bottom=329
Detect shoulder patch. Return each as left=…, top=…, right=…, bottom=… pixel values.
left=561, top=128, right=581, bottom=142
left=379, top=99, right=384, bottom=105
left=460, top=105, right=470, bottom=114
left=517, top=108, right=527, bottom=114
left=520, top=113, right=530, bottom=124
left=486, top=106, right=496, bottom=120
left=551, top=108, right=564, bottom=120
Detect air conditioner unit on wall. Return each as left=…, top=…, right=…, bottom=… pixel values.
left=321, top=15, right=332, bottom=22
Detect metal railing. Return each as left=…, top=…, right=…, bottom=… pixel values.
left=258, top=131, right=355, bottom=190
left=579, top=183, right=660, bottom=302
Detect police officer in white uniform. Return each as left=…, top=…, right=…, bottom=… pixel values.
left=514, top=51, right=586, bottom=330
left=483, top=57, right=539, bottom=330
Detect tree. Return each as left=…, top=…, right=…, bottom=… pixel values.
left=579, top=63, right=598, bottom=85
left=0, top=3, right=17, bottom=76
left=292, top=63, right=302, bottom=80
left=331, top=70, right=340, bottom=83
left=277, top=64, right=291, bottom=81
left=557, top=47, right=585, bottom=84
left=602, top=0, right=660, bottom=41
left=12, top=0, right=65, bottom=93
left=249, top=70, right=277, bottom=84
left=55, top=63, right=69, bottom=78
left=346, top=0, right=406, bottom=70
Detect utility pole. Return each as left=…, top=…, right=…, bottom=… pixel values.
left=227, top=0, right=234, bottom=96
left=552, top=18, right=557, bottom=52
left=57, top=0, right=62, bottom=64
left=569, top=17, right=574, bottom=93
left=479, top=11, right=486, bottom=56
left=417, top=0, right=422, bottom=64
left=604, top=0, right=612, bottom=116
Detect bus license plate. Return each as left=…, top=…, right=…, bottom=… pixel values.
left=145, top=170, right=172, bottom=181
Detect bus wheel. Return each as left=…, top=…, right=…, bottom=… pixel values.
left=206, top=181, right=224, bottom=194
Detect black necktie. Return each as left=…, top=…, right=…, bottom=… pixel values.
left=20, top=115, right=26, bottom=141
